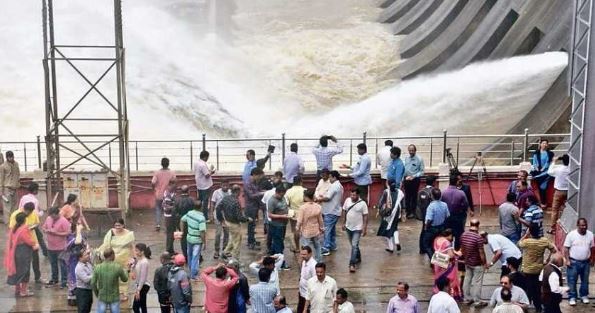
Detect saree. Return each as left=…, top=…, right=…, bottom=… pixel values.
left=97, top=229, right=135, bottom=295
left=432, top=236, right=462, bottom=301
left=4, top=225, right=35, bottom=285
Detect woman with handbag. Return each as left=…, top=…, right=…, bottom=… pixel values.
left=96, top=218, right=135, bottom=301
left=432, top=228, right=462, bottom=301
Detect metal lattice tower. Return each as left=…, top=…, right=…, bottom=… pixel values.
left=42, top=0, right=130, bottom=214
left=564, top=0, right=595, bottom=229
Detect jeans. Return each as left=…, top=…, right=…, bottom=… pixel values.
left=75, top=288, right=93, bottom=313
left=322, top=214, right=339, bottom=251
left=197, top=189, right=211, bottom=220
left=463, top=265, right=484, bottom=302
left=97, top=300, right=120, bottom=313
left=505, top=232, right=521, bottom=245
left=132, top=284, right=150, bottom=313
left=300, top=236, right=322, bottom=262
left=214, top=220, right=229, bottom=254
left=246, top=207, right=258, bottom=245
left=173, top=305, right=190, bottom=313
left=346, top=229, right=362, bottom=266
left=567, top=259, right=590, bottom=300
left=48, top=250, right=67, bottom=286
left=164, top=215, right=176, bottom=254
left=269, top=224, right=286, bottom=255
left=155, top=199, right=163, bottom=226
left=524, top=273, right=542, bottom=311
left=187, top=243, right=202, bottom=279
left=403, top=178, right=420, bottom=216
left=32, top=249, right=41, bottom=281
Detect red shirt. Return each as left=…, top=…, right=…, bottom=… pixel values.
left=200, top=266, right=239, bottom=313
left=460, top=230, right=484, bottom=267
left=151, top=169, right=176, bottom=200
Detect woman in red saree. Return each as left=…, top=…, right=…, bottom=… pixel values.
left=432, top=228, right=463, bottom=301
left=4, top=212, right=39, bottom=297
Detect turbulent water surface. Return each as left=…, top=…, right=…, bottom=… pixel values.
left=0, top=0, right=566, bottom=141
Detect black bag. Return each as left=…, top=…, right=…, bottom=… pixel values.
left=378, top=189, right=394, bottom=217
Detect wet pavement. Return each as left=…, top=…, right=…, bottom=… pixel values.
left=1, top=207, right=594, bottom=312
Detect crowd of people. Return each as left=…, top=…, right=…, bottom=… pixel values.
left=0, top=135, right=593, bottom=313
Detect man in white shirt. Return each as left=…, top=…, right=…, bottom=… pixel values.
left=274, top=296, right=293, bottom=313
left=249, top=254, right=284, bottom=296
left=540, top=253, right=568, bottom=312
left=481, top=232, right=522, bottom=277
left=492, top=288, right=524, bottom=313
left=211, top=180, right=231, bottom=259
left=428, top=276, right=460, bottom=313
left=488, top=275, right=529, bottom=310
left=333, top=288, right=355, bottom=313
left=317, top=171, right=344, bottom=256
left=298, top=246, right=317, bottom=313
left=341, top=188, right=368, bottom=273
left=547, top=154, right=569, bottom=235
left=303, top=262, right=337, bottom=313
left=376, top=140, right=393, bottom=182
left=564, top=217, right=595, bottom=306
left=315, top=169, right=331, bottom=198
left=194, top=150, right=215, bottom=221
left=18, top=182, right=43, bottom=217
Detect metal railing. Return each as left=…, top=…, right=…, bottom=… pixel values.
left=0, top=130, right=570, bottom=173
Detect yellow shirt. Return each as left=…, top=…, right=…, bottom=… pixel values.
left=286, top=185, right=306, bottom=211
left=9, top=209, right=40, bottom=244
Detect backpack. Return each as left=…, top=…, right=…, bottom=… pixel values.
left=416, top=187, right=433, bottom=221
left=378, top=189, right=394, bottom=217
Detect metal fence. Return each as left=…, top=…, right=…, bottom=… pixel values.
left=0, top=130, right=570, bottom=173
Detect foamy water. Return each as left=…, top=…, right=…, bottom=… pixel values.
left=0, top=0, right=567, bottom=143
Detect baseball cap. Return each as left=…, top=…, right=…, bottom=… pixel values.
left=173, top=254, right=186, bottom=266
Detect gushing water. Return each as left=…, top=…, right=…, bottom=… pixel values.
left=0, top=0, right=567, bottom=142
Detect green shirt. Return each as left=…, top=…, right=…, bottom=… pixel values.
left=91, top=261, right=128, bottom=303
left=518, top=237, right=556, bottom=274
left=181, top=210, right=207, bottom=244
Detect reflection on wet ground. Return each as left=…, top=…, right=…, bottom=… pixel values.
left=1, top=208, right=593, bottom=312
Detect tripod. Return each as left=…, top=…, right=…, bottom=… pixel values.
left=466, top=152, right=495, bottom=216
left=446, top=148, right=458, bottom=171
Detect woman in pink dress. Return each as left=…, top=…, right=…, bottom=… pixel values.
left=432, top=228, right=462, bottom=301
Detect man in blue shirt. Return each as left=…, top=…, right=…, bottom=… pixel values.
left=423, top=188, right=450, bottom=261
left=344, top=143, right=372, bottom=202
left=242, top=149, right=271, bottom=186
left=387, top=147, right=405, bottom=190
left=282, top=143, right=304, bottom=186
left=403, top=144, right=425, bottom=219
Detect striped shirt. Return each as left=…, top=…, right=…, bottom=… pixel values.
left=181, top=211, right=207, bottom=244
left=249, top=282, right=277, bottom=313
left=312, top=145, right=343, bottom=171
left=460, top=231, right=484, bottom=266
left=521, top=205, right=543, bottom=236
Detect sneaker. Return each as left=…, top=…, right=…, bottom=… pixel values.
left=321, top=250, right=331, bottom=256
left=349, top=265, right=356, bottom=273
left=385, top=249, right=394, bottom=254
left=396, top=244, right=402, bottom=251
left=569, top=298, right=577, bottom=306
left=281, top=265, right=291, bottom=271
left=582, top=297, right=590, bottom=304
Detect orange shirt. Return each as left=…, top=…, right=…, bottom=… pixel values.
left=60, top=204, right=75, bottom=220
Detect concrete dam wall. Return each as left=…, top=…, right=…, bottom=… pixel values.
left=380, top=0, right=572, bottom=135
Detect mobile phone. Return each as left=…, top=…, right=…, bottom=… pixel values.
left=268, top=145, right=275, bottom=154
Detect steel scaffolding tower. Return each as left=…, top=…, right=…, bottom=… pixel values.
left=42, top=0, right=130, bottom=214
left=564, top=0, right=595, bottom=229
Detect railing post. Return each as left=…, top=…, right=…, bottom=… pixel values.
left=523, top=128, right=529, bottom=162
left=108, top=143, right=112, bottom=171
left=510, top=140, right=515, bottom=166
left=190, top=141, right=194, bottom=170
left=374, top=138, right=379, bottom=168
left=36, top=136, right=42, bottom=169
left=349, top=140, right=353, bottom=166
left=23, top=142, right=28, bottom=172
left=429, top=137, right=433, bottom=167
left=216, top=141, right=220, bottom=171
left=281, top=133, right=286, bottom=162
left=268, top=140, right=272, bottom=171
left=456, top=138, right=460, bottom=166
left=362, top=131, right=367, bottom=144
left=135, top=141, right=139, bottom=171
left=202, top=133, right=206, bottom=152
left=442, top=129, right=448, bottom=163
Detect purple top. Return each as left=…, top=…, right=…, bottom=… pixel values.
left=441, top=185, right=469, bottom=215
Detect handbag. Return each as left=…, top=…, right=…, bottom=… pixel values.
left=379, top=189, right=393, bottom=217
left=430, top=248, right=451, bottom=269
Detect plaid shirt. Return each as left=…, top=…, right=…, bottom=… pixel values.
left=249, top=282, right=277, bottom=313
left=220, top=195, right=249, bottom=224
left=312, top=145, right=343, bottom=170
